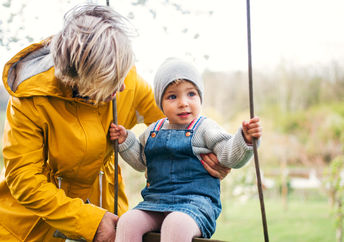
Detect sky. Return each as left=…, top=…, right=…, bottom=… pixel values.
left=1, top=0, right=344, bottom=83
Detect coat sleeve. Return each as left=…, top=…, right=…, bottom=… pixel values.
left=2, top=96, right=106, bottom=241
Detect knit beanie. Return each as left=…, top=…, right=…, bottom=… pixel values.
left=153, top=57, right=204, bottom=110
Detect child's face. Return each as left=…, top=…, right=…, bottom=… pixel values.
left=161, top=80, right=201, bottom=125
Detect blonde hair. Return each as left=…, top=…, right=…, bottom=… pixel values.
left=51, top=4, right=135, bottom=103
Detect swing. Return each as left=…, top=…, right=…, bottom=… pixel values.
left=142, top=232, right=225, bottom=242
left=109, top=0, right=269, bottom=241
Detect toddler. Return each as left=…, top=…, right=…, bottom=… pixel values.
left=110, top=58, right=262, bottom=241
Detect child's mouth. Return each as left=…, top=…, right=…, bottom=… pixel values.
left=178, top=112, right=190, bottom=118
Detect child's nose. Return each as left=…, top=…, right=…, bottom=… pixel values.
left=178, top=97, right=188, bottom=107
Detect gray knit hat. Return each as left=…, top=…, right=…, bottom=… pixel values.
left=153, top=57, right=204, bottom=110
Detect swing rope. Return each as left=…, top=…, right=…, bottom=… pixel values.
left=246, top=0, right=269, bottom=241
left=112, top=96, right=119, bottom=216
left=105, top=0, right=120, bottom=217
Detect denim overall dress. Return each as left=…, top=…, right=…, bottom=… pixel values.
left=134, top=117, right=222, bottom=238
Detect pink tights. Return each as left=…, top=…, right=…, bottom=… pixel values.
left=115, top=209, right=202, bottom=242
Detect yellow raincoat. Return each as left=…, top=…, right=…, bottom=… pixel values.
left=0, top=41, right=164, bottom=241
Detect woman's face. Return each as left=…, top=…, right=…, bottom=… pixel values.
left=104, top=83, right=126, bottom=102
left=161, top=80, right=201, bottom=125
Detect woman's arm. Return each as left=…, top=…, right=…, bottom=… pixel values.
left=3, top=97, right=106, bottom=241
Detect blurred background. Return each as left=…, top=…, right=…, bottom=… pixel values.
left=1, top=0, right=344, bottom=241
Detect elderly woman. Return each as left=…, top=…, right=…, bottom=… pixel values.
left=0, top=4, right=229, bottom=241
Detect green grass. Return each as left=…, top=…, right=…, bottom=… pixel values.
left=212, top=198, right=335, bottom=242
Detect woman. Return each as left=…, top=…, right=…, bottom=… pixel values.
left=0, top=4, right=229, bottom=241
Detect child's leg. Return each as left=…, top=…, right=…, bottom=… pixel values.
left=115, top=209, right=164, bottom=242
left=160, top=211, right=202, bottom=242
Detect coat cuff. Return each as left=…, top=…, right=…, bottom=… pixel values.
left=76, top=204, right=107, bottom=241
left=118, top=130, right=136, bottom=152
left=239, top=127, right=261, bottom=148
left=237, top=128, right=253, bottom=150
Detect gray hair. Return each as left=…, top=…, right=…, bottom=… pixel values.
left=51, top=4, right=135, bottom=103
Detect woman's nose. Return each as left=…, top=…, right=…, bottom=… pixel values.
left=119, top=83, right=125, bottom=92
left=107, top=83, right=125, bottom=101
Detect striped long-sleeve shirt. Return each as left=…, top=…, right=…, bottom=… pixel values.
left=118, top=117, right=255, bottom=172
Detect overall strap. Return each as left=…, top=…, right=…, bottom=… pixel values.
left=187, top=116, right=206, bottom=130
left=153, top=118, right=167, bottom=131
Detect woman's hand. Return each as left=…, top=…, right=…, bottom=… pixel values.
left=93, top=212, right=118, bottom=242
left=200, top=153, right=231, bottom=180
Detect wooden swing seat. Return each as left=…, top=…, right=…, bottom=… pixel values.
left=143, top=232, right=228, bottom=242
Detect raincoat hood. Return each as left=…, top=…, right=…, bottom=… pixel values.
left=3, top=39, right=73, bottom=99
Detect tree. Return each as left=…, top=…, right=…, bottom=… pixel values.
left=324, top=156, right=344, bottom=242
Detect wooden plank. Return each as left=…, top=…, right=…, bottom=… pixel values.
left=143, top=232, right=228, bottom=242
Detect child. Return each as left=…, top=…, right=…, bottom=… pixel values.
left=110, top=58, right=262, bottom=241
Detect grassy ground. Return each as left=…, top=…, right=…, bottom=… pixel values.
left=212, top=197, right=335, bottom=242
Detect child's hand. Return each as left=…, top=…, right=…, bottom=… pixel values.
left=109, top=123, right=128, bottom=144
left=242, top=116, right=262, bottom=144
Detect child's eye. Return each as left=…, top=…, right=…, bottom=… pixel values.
left=167, top=94, right=177, bottom=100
left=188, top=91, right=197, bottom=97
